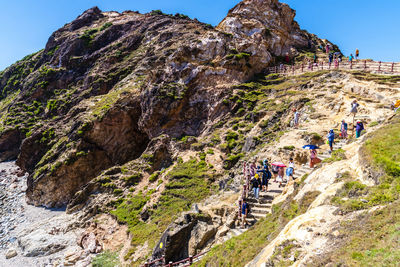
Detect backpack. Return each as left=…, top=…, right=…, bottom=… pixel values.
left=272, top=165, right=279, bottom=172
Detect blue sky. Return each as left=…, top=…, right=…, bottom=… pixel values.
left=1, top=0, right=399, bottom=71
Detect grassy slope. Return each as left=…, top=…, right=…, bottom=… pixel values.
left=319, top=114, right=400, bottom=266
left=110, top=158, right=217, bottom=264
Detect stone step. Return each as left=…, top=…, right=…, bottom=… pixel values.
left=247, top=198, right=272, bottom=204
left=250, top=212, right=268, bottom=219
left=250, top=202, right=272, bottom=208
left=250, top=207, right=271, bottom=214
left=294, top=168, right=307, bottom=174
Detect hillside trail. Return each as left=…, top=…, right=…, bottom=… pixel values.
left=218, top=71, right=400, bottom=264
left=246, top=114, right=398, bottom=265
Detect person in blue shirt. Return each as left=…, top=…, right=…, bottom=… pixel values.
left=327, top=129, right=335, bottom=153
left=241, top=199, right=249, bottom=227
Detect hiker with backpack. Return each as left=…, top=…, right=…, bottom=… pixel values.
left=349, top=54, right=354, bottom=62
left=355, top=48, right=360, bottom=59
left=258, top=162, right=271, bottom=192
left=327, top=129, right=335, bottom=153
left=251, top=174, right=261, bottom=200
left=355, top=121, right=365, bottom=138
left=328, top=53, right=333, bottom=64
left=340, top=120, right=348, bottom=139
left=286, top=158, right=295, bottom=181
left=241, top=199, right=249, bottom=228
left=271, top=164, right=279, bottom=182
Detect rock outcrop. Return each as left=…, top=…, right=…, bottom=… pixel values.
left=0, top=0, right=354, bottom=265
left=0, top=0, right=323, bottom=208
left=217, top=0, right=309, bottom=67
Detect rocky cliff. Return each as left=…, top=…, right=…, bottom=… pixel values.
left=0, top=0, right=354, bottom=265
left=0, top=0, right=326, bottom=208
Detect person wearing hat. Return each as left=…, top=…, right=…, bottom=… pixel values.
left=251, top=174, right=261, bottom=200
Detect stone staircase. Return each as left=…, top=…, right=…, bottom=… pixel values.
left=223, top=138, right=348, bottom=241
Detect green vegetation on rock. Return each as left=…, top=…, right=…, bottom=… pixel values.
left=112, top=158, right=216, bottom=263
left=92, top=250, right=120, bottom=267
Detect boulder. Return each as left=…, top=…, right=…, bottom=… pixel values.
left=152, top=213, right=215, bottom=263
left=78, top=232, right=102, bottom=253
left=18, top=229, right=66, bottom=257
left=5, top=249, right=17, bottom=259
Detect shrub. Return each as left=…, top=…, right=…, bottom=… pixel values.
left=113, top=189, right=123, bottom=195
left=100, top=22, right=113, bottom=31
left=92, top=251, right=119, bottom=267
left=123, top=173, right=142, bottom=185
left=79, top=28, right=99, bottom=45
left=150, top=10, right=165, bottom=16
left=225, top=131, right=239, bottom=142
left=283, top=145, right=295, bottom=151
left=149, top=171, right=160, bottom=183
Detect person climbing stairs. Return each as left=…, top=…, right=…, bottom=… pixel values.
left=225, top=138, right=349, bottom=241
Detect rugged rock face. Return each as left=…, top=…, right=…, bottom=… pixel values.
left=0, top=0, right=351, bottom=265
left=0, top=0, right=321, bottom=208
left=218, top=0, right=309, bottom=66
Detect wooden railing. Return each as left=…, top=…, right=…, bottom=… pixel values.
left=268, top=60, right=400, bottom=76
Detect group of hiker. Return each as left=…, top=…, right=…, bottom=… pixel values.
left=240, top=99, right=369, bottom=227
left=306, top=47, right=360, bottom=69
left=241, top=158, right=296, bottom=227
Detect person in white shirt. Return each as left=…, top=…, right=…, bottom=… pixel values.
left=286, top=158, right=295, bottom=181
left=293, top=109, right=300, bottom=128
